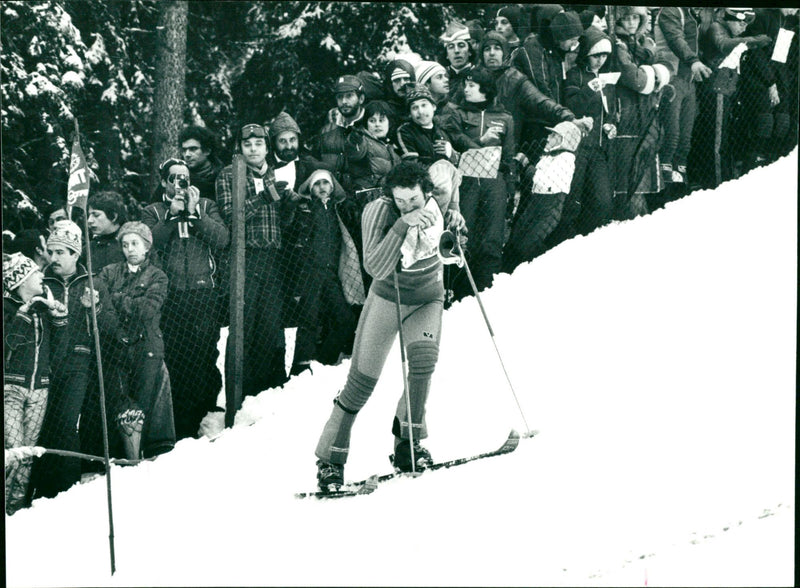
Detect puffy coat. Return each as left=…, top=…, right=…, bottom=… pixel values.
left=344, top=127, right=402, bottom=192
left=97, top=259, right=168, bottom=359
left=141, top=197, right=229, bottom=291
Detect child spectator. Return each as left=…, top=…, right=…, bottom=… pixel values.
left=345, top=100, right=402, bottom=195
left=502, top=121, right=584, bottom=272
left=564, top=27, right=618, bottom=235
left=4, top=253, right=67, bottom=514
left=282, top=169, right=363, bottom=375
left=97, top=222, right=175, bottom=460
left=396, top=84, right=459, bottom=168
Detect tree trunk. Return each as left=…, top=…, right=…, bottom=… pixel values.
left=150, top=0, right=188, bottom=196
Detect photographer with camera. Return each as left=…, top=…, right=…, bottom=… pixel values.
left=141, top=158, right=229, bottom=440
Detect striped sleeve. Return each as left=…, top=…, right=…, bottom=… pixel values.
left=362, top=199, right=408, bottom=281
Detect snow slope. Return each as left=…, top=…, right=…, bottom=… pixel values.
left=5, top=152, right=796, bottom=587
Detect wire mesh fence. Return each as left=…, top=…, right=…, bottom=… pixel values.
left=5, top=5, right=798, bottom=517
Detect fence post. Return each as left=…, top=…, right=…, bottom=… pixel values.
left=225, top=154, right=245, bottom=428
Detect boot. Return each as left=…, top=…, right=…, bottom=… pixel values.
left=316, top=460, right=344, bottom=492
left=391, top=438, right=433, bottom=472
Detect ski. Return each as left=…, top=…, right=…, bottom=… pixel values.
left=295, top=428, right=537, bottom=500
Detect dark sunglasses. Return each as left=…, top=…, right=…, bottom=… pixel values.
left=241, top=124, right=267, bottom=139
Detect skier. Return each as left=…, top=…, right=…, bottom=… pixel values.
left=314, top=160, right=465, bottom=492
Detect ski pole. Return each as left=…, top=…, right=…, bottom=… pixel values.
left=392, top=269, right=416, bottom=473
left=449, top=231, right=532, bottom=435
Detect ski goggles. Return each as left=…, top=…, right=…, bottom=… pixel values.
left=240, top=124, right=267, bottom=139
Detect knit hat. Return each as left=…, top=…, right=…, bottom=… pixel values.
left=414, top=61, right=447, bottom=86
left=534, top=5, right=564, bottom=36
left=440, top=21, right=471, bottom=45
left=724, top=8, right=755, bottom=24
left=298, top=168, right=345, bottom=200
left=405, top=84, right=435, bottom=107
left=390, top=67, right=413, bottom=82
left=497, top=5, right=524, bottom=35
left=334, top=75, right=364, bottom=95
left=47, top=220, right=82, bottom=254
left=480, top=31, right=510, bottom=61
left=269, top=111, right=301, bottom=141
left=464, top=66, right=497, bottom=102
left=307, top=168, right=334, bottom=189
left=117, top=221, right=152, bottom=249
left=465, top=19, right=485, bottom=45
left=3, top=252, right=39, bottom=293
left=550, top=11, right=584, bottom=44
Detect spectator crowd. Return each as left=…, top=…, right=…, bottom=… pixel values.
left=4, top=4, right=798, bottom=511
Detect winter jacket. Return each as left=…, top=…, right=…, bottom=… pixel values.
left=654, top=7, right=703, bottom=80
left=700, top=18, right=771, bottom=71
left=491, top=64, right=576, bottom=147
left=396, top=121, right=457, bottom=168
left=740, top=9, right=793, bottom=109
left=316, top=109, right=366, bottom=180
left=3, top=295, right=62, bottom=390
left=42, top=264, right=118, bottom=366
left=445, top=63, right=474, bottom=104
left=511, top=33, right=568, bottom=106
left=97, top=258, right=168, bottom=359
left=141, top=197, right=229, bottom=291
left=282, top=174, right=365, bottom=306
left=344, top=128, right=402, bottom=192
left=86, top=231, right=124, bottom=271
left=439, top=99, right=517, bottom=177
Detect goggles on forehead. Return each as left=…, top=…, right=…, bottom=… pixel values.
left=241, top=124, right=267, bottom=139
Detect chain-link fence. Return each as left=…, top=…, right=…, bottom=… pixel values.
left=5, top=5, right=798, bottom=517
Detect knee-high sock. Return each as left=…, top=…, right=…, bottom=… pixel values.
left=315, top=370, right=377, bottom=464
left=393, top=340, right=439, bottom=441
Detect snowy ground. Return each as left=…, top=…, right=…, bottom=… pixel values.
left=5, top=152, right=796, bottom=587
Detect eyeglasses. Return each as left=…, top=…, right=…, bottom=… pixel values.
left=241, top=124, right=267, bottom=139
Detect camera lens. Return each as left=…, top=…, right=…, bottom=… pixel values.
left=178, top=179, right=189, bottom=189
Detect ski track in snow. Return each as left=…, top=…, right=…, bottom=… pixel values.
left=5, top=151, right=797, bottom=587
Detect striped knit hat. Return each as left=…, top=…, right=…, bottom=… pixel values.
left=414, top=61, right=447, bottom=86
left=3, top=252, right=39, bottom=292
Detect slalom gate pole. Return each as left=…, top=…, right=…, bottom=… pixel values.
left=453, top=232, right=532, bottom=435
left=392, top=270, right=415, bottom=473
left=80, top=213, right=116, bottom=575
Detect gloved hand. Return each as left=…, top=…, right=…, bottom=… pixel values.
left=633, top=35, right=657, bottom=64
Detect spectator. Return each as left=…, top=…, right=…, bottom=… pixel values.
left=97, top=222, right=175, bottom=459
left=6, top=228, right=51, bottom=269
left=396, top=84, right=459, bottom=168
left=382, top=59, right=417, bottom=135
left=216, top=123, right=289, bottom=396
left=494, top=5, right=527, bottom=50
left=653, top=6, right=713, bottom=194
left=86, top=190, right=127, bottom=270
left=610, top=6, right=673, bottom=218
left=282, top=169, right=362, bottom=375
left=31, top=221, right=117, bottom=498
left=479, top=31, right=585, bottom=161
left=692, top=8, right=770, bottom=188
left=580, top=8, right=608, bottom=33
left=47, top=205, right=69, bottom=232
left=268, top=111, right=327, bottom=191
left=439, top=21, right=475, bottom=104
left=734, top=8, right=795, bottom=173
left=502, top=121, right=584, bottom=272
left=465, top=19, right=485, bottom=57
left=142, top=158, right=229, bottom=440
left=316, top=75, right=367, bottom=180
left=345, top=100, right=402, bottom=194
left=415, top=60, right=457, bottom=124
left=3, top=252, right=66, bottom=514
left=179, top=125, right=224, bottom=202
left=440, top=66, right=516, bottom=298
left=313, top=161, right=466, bottom=492
left=564, top=27, right=618, bottom=235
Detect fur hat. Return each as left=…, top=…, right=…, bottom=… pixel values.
left=414, top=61, right=447, bottom=87
left=480, top=31, right=510, bottom=61
left=117, top=221, right=153, bottom=249
left=46, top=220, right=82, bottom=254
left=550, top=11, right=584, bottom=44
left=3, top=252, right=39, bottom=293
left=269, top=111, right=301, bottom=141
left=405, top=84, right=435, bottom=107
left=440, top=21, right=471, bottom=45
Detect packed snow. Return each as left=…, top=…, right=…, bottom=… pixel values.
left=5, top=152, right=796, bottom=587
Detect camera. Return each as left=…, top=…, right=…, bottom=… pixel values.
left=173, top=173, right=189, bottom=199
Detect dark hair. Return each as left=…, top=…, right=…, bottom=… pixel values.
left=465, top=66, right=497, bottom=102
left=7, top=229, right=48, bottom=260
left=87, top=190, right=128, bottom=227
left=362, top=100, right=395, bottom=125
left=384, top=161, right=434, bottom=196
left=179, top=125, right=220, bottom=157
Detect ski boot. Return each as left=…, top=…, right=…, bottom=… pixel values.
left=391, top=440, right=433, bottom=473
left=316, top=459, right=344, bottom=492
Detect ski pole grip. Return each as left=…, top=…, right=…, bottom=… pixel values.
left=438, top=230, right=463, bottom=267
